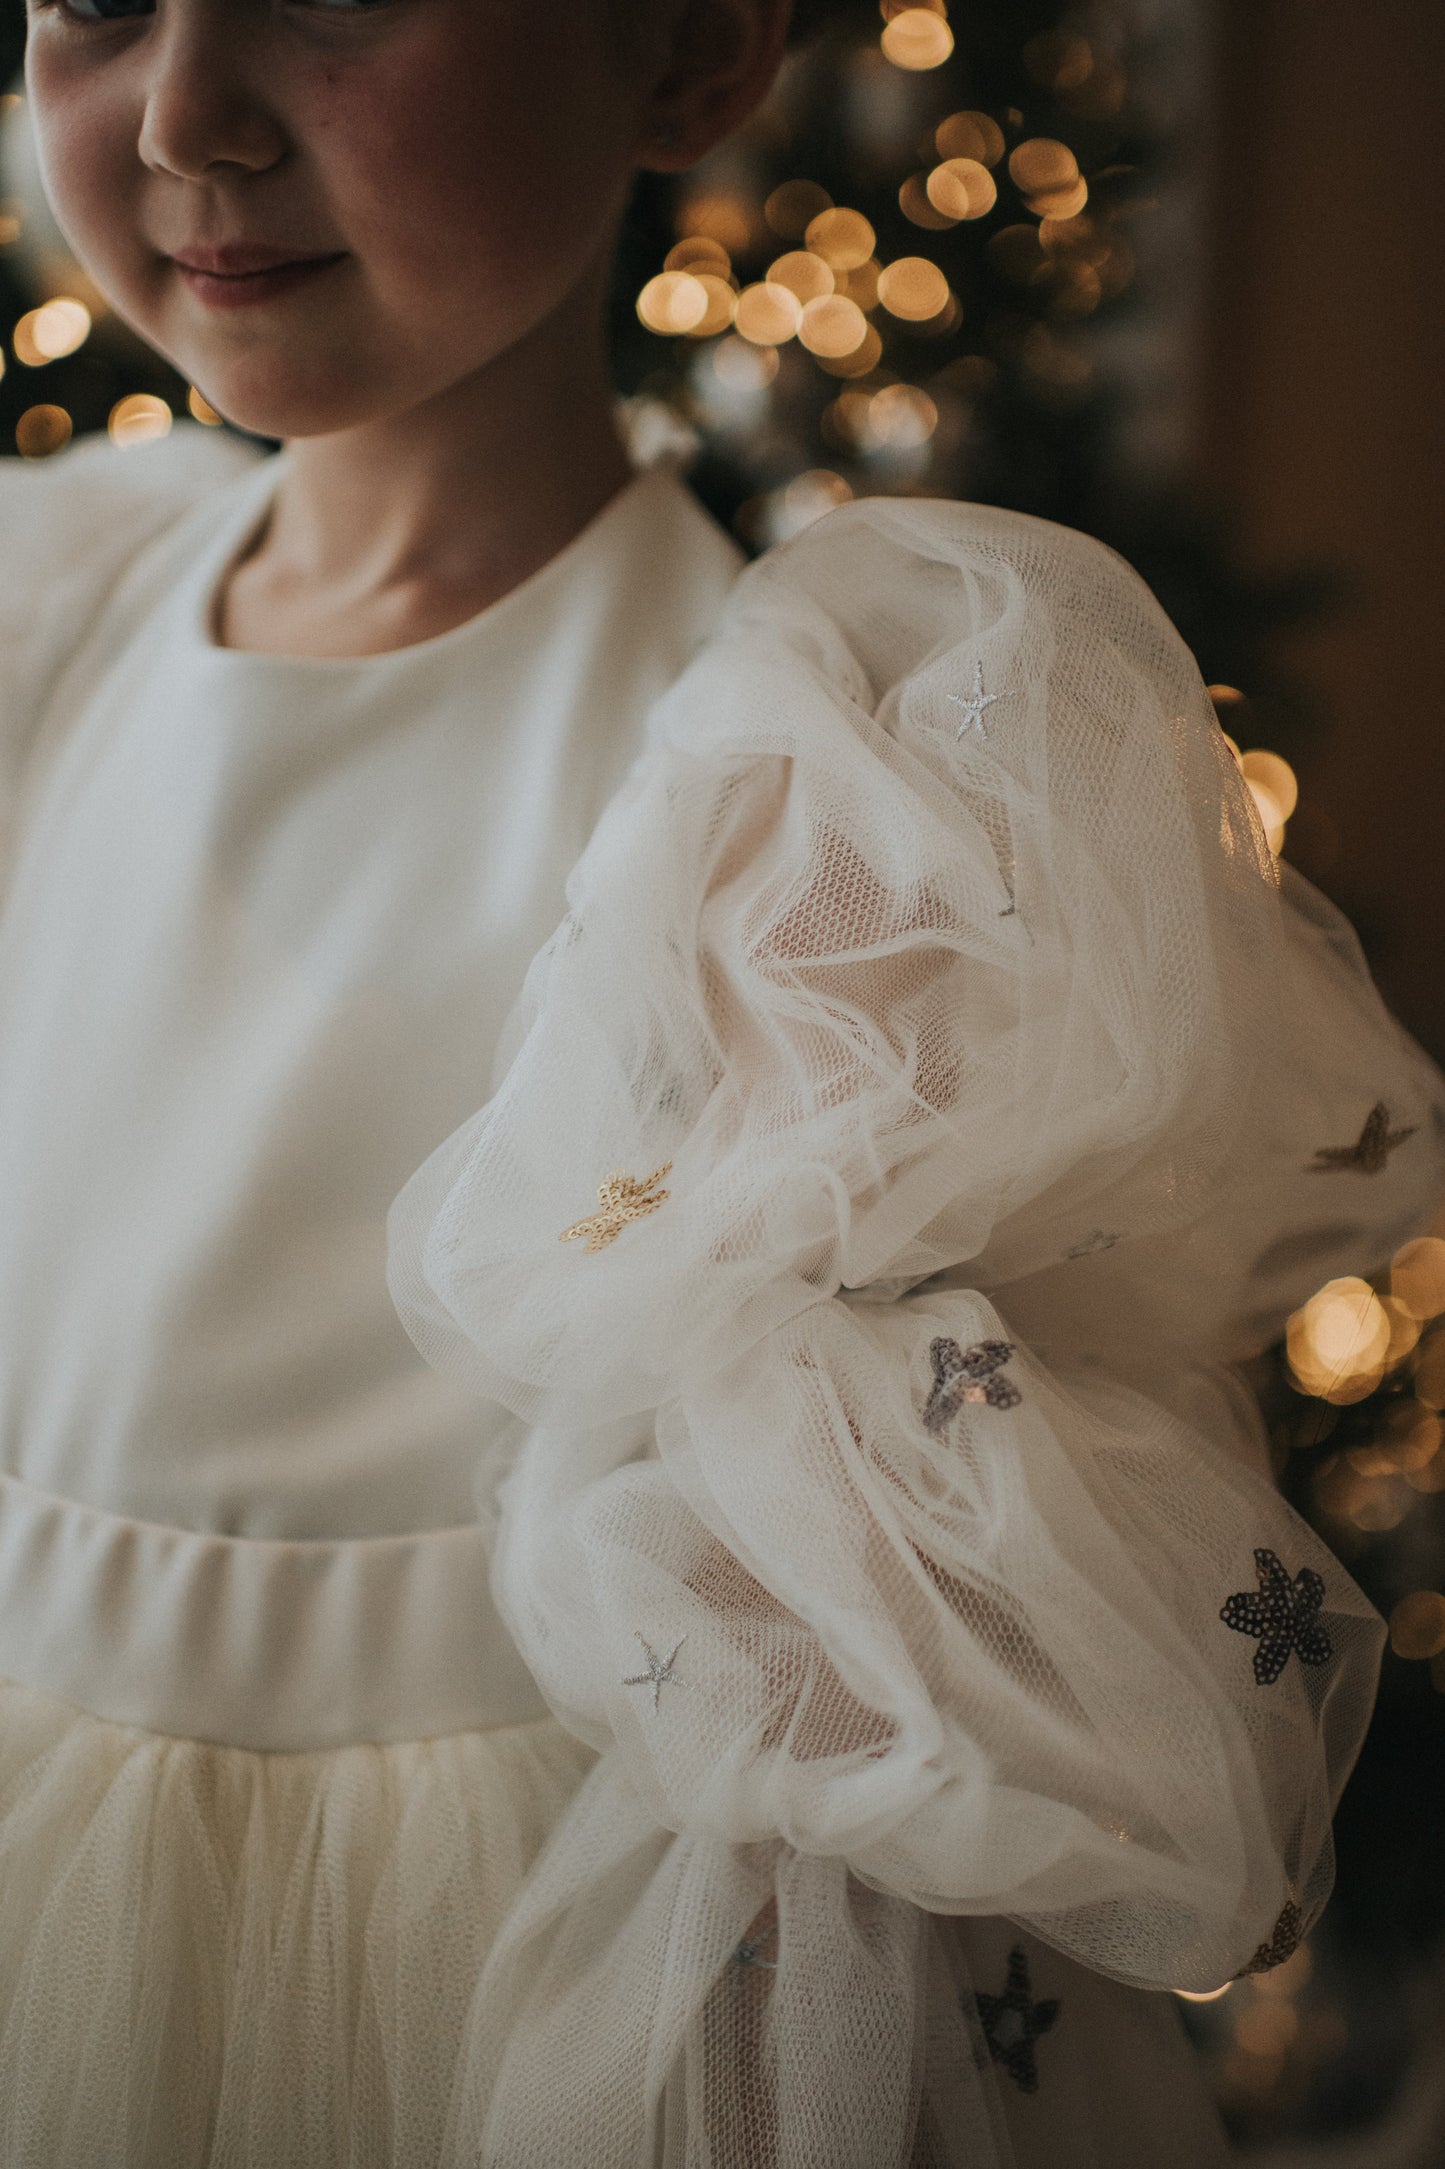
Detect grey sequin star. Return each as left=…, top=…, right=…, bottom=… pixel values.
left=1220, top=1550, right=1332, bottom=1687
left=923, top=1337, right=1021, bottom=1435
left=1309, top=1101, right=1416, bottom=1174
left=622, top=1633, right=687, bottom=1713
left=1234, top=1900, right=1304, bottom=1979
left=975, top=1946, right=1060, bottom=2095
left=948, top=659, right=1015, bottom=740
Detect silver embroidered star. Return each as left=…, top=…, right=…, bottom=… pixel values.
left=622, top=1633, right=687, bottom=1713
left=948, top=658, right=1015, bottom=740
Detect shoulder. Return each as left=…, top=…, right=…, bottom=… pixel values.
left=735, top=494, right=1179, bottom=669
left=651, top=492, right=1213, bottom=787
left=0, top=421, right=265, bottom=582
left=0, top=423, right=267, bottom=750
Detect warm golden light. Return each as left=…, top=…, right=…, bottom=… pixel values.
left=865, top=382, right=938, bottom=447
left=108, top=393, right=173, bottom=447
left=927, top=158, right=998, bottom=221
left=877, top=255, right=951, bottom=321
left=1175, top=1984, right=1232, bottom=2005
left=14, top=297, right=91, bottom=367
left=805, top=207, right=877, bottom=271
left=798, top=294, right=869, bottom=359
left=881, top=9, right=955, bottom=69
left=187, top=387, right=223, bottom=427
left=899, top=173, right=956, bottom=230
left=1389, top=1590, right=1445, bottom=1661
left=637, top=271, right=710, bottom=336
left=767, top=250, right=835, bottom=305
left=735, top=281, right=804, bottom=345
left=677, top=194, right=754, bottom=256
left=1392, top=1237, right=1445, bottom=1321
left=1286, top=1277, right=1391, bottom=1402
left=764, top=179, right=833, bottom=240
left=835, top=258, right=882, bottom=311
left=1027, top=178, right=1090, bottom=219
left=15, top=403, right=72, bottom=459
left=1008, top=138, right=1080, bottom=195
left=1241, top=750, right=1293, bottom=815
left=935, top=110, right=1005, bottom=167
left=815, top=323, right=884, bottom=378
left=665, top=236, right=731, bottom=276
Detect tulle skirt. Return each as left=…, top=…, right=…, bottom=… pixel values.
left=0, top=1672, right=593, bottom=2168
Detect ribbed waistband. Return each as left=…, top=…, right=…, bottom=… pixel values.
left=0, top=1469, right=548, bottom=1752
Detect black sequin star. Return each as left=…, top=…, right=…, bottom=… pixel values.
left=1234, top=1900, right=1304, bottom=1979
left=1220, top=1549, right=1333, bottom=1686
left=923, top=1337, right=1021, bottom=1435
left=974, top=1945, right=1060, bottom=2095
left=1309, top=1101, right=1416, bottom=1174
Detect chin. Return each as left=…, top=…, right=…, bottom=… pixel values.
left=176, top=357, right=404, bottom=444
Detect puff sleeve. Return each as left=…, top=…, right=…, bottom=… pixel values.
left=387, top=499, right=1444, bottom=2168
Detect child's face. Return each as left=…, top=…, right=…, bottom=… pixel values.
left=24, top=0, right=672, bottom=439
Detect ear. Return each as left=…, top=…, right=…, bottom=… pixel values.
left=637, top=0, right=795, bottom=173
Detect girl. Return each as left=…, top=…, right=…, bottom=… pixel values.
left=4, top=0, right=1439, bottom=2163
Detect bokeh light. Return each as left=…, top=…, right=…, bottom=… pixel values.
left=735, top=281, right=804, bottom=345
left=108, top=393, right=172, bottom=447
left=927, top=158, right=998, bottom=222
left=637, top=271, right=709, bottom=336
left=880, top=9, right=955, bottom=71
left=805, top=207, right=877, bottom=271
left=877, top=256, right=951, bottom=320
left=13, top=296, right=90, bottom=366
left=14, top=402, right=71, bottom=458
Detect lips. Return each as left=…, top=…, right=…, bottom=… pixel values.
left=169, top=245, right=345, bottom=277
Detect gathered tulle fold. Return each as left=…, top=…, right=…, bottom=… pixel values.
left=0, top=1675, right=591, bottom=2169
left=385, top=495, right=1444, bottom=2161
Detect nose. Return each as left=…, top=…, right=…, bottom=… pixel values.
left=137, top=6, right=287, bottom=181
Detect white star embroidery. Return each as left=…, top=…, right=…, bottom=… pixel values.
left=948, top=659, right=1015, bottom=740
left=622, top=1633, right=687, bottom=1713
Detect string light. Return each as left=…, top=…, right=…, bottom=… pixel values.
left=15, top=403, right=71, bottom=458
left=880, top=9, right=954, bottom=70
left=13, top=297, right=90, bottom=366
left=108, top=393, right=172, bottom=446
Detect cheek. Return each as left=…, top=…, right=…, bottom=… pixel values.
left=300, top=38, right=636, bottom=311
left=26, top=62, right=140, bottom=278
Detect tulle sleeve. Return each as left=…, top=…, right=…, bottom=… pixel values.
left=387, top=498, right=1445, bottom=2167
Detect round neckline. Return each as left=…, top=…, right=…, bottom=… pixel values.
left=188, top=455, right=673, bottom=674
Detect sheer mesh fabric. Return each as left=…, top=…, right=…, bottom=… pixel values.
left=388, top=498, right=1444, bottom=2165
left=0, top=1676, right=591, bottom=2167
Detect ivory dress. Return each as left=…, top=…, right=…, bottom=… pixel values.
left=0, top=425, right=1439, bottom=2168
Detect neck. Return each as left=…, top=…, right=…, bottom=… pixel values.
left=219, top=274, right=633, bottom=657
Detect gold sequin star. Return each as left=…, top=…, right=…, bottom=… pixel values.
left=559, top=1162, right=673, bottom=1252
left=1308, top=1101, right=1415, bottom=1175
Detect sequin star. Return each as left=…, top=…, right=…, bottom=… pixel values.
left=732, top=1934, right=778, bottom=1972
left=922, top=1337, right=1021, bottom=1435
left=622, top=1633, right=687, bottom=1713
left=1234, top=1900, right=1304, bottom=1979
left=1309, top=1101, right=1416, bottom=1175
left=974, top=1946, right=1060, bottom=2095
left=560, top=1163, right=673, bottom=1252
left=1220, top=1549, right=1333, bottom=1686
left=948, top=659, right=1015, bottom=740
left=1065, top=1229, right=1121, bottom=1260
